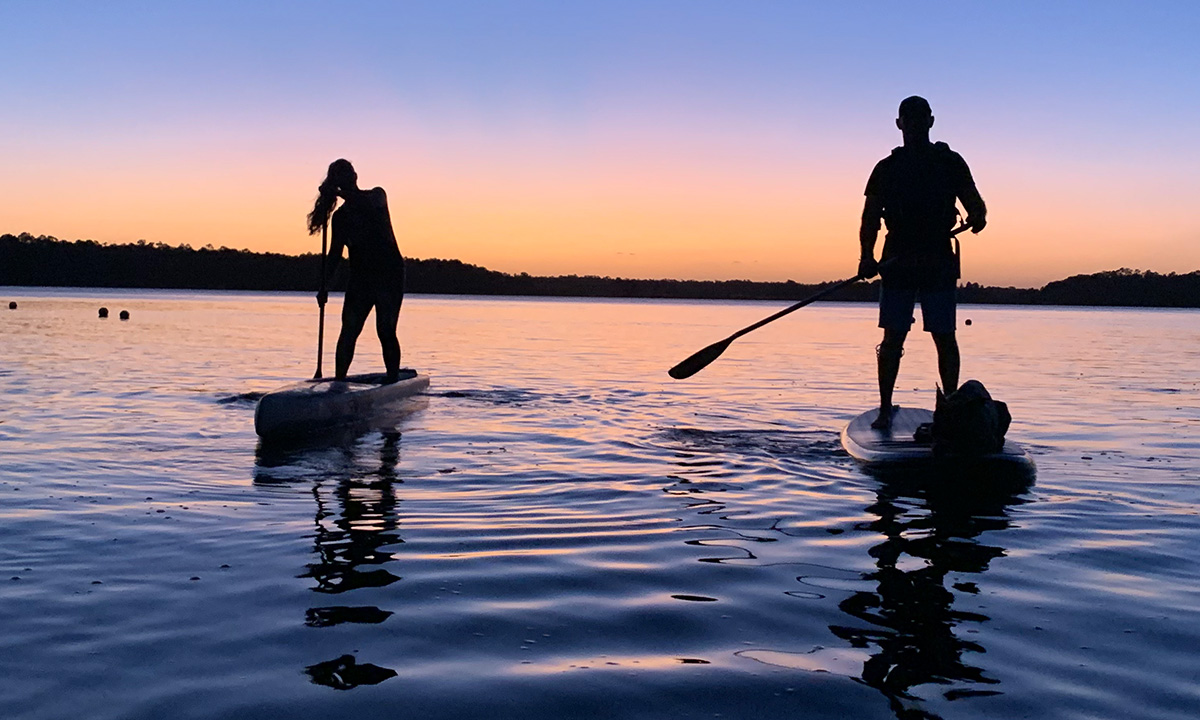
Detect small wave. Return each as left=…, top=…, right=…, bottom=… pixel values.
left=736, top=646, right=870, bottom=676
left=1118, top=385, right=1183, bottom=394
left=216, top=391, right=265, bottom=404
left=657, top=427, right=842, bottom=460
left=431, top=388, right=545, bottom=406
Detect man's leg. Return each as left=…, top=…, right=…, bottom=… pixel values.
left=921, top=282, right=959, bottom=394
left=874, top=280, right=916, bottom=430
left=873, top=328, right=907, bottom=429
left=931, top=332, right=959, bottom=393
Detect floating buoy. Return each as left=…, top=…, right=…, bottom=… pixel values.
left=98, top=307, right=109, bottom=318
left=119, top=310, right=130, bottom=321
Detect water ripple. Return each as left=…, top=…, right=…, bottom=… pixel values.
left=2, top=292, right=1198, bottom=720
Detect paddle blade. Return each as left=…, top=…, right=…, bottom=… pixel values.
left=668, top=338, right=733, bottom=379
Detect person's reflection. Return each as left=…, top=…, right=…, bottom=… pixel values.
left=255, top=431, right=406, bottom=689
left=828, top=466, right=1033, bottom=719
left=300, top=432, right=403, bottom=600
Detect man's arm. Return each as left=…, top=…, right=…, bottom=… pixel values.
left=858, top=194, right=884, bottom=278
left=950, top=152, right=986, bottom=233
left=960, top=184, right=987, bottom=233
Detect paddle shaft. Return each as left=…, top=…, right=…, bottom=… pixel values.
left=725, top=275, right=860, bottom=344
left=668, top=222, right=974, bottom=379
left=667, top=275, right=865, bottom=379
left=725, top=222, right=973, bottom=344
left=314, top=222, right=328, bottom=380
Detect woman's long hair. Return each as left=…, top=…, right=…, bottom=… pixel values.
left=306, top=159, right=356, bottom=235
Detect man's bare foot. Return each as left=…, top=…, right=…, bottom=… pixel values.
left=871, top=405, right=897, bottom=430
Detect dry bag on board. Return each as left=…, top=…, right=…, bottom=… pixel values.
left=927, top=379, right=1012, bottom=456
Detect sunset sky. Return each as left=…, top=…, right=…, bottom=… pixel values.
left=3, top=2, right=1198, bottom=286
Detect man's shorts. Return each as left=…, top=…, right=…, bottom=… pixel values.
left=878, top=281, right=956, bottom=334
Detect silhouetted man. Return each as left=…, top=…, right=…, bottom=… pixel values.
left=858, top=96, right=987, bottom=430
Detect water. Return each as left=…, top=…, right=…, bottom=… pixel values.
left=1, top=288, right=1198, bottom=720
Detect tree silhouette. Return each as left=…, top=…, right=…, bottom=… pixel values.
left=2, top=233, right=1196, bottom=306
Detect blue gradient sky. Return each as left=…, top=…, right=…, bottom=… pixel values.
left=3, top=1, right=1197, bottom=285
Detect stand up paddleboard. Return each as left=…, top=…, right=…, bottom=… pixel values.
left=255, top=369, right=429, bottom=441
left=841, top=406, right=1034, bottom=471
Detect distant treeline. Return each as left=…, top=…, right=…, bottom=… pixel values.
left=2, top=233, right=1198, bottom=307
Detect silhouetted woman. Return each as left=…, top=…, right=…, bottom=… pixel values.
left=307, top=159, right=405, bottom=382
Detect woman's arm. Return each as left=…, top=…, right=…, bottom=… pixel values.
left=317, top=213, right=346, bottom=305
left=370, top=187, right=400, bottom=247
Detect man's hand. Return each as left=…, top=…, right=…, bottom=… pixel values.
left=316, top=288, right=328, bottom=306
left=967, top=214, right=987, bottom=234
left=858, top=256, right=879, bottom=279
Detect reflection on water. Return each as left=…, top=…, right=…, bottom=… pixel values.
left=303, top=654, right=397, bottom=691
left=301, top=433, right=403, bottom=596
left=256, top=431, right=407, bottom=689
left=4, top=291, right=1197, bottom=720
left=830, top=465, right=1033, bottom=719
left=661, top=426, right=843, bottom=463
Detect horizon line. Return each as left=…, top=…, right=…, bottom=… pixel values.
left=5, top=231, right=1198, bottom=293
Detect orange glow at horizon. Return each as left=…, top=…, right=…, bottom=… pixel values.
left=5, top=3, right=1200, bottom=291
left=4, top=121, right=1197, bottom=289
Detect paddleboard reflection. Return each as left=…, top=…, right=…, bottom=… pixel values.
left=255, top=430, right=410, bottom=689
left=829, top=464, right=1034, bottom=717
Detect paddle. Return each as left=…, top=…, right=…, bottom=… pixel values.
left=314, top=221, right=328, bottom=380
left=668, top=223, right=973, bottom=380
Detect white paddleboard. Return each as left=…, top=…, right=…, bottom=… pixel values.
left=255, top=370, right=429, bottom=441
left=841, top=406, right=1033, bottom=470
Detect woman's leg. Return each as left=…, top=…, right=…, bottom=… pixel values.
left=374, top=286, right=403, bottom=380
left=336, top=286, right=371, bottom=379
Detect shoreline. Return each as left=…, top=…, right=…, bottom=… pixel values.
left=4, top=234, right=1199, bottom=308
left=4, top=284, right=1199, bottom=311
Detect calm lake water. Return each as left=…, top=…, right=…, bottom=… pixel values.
left=1, top=288, right=1198, bottom=720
